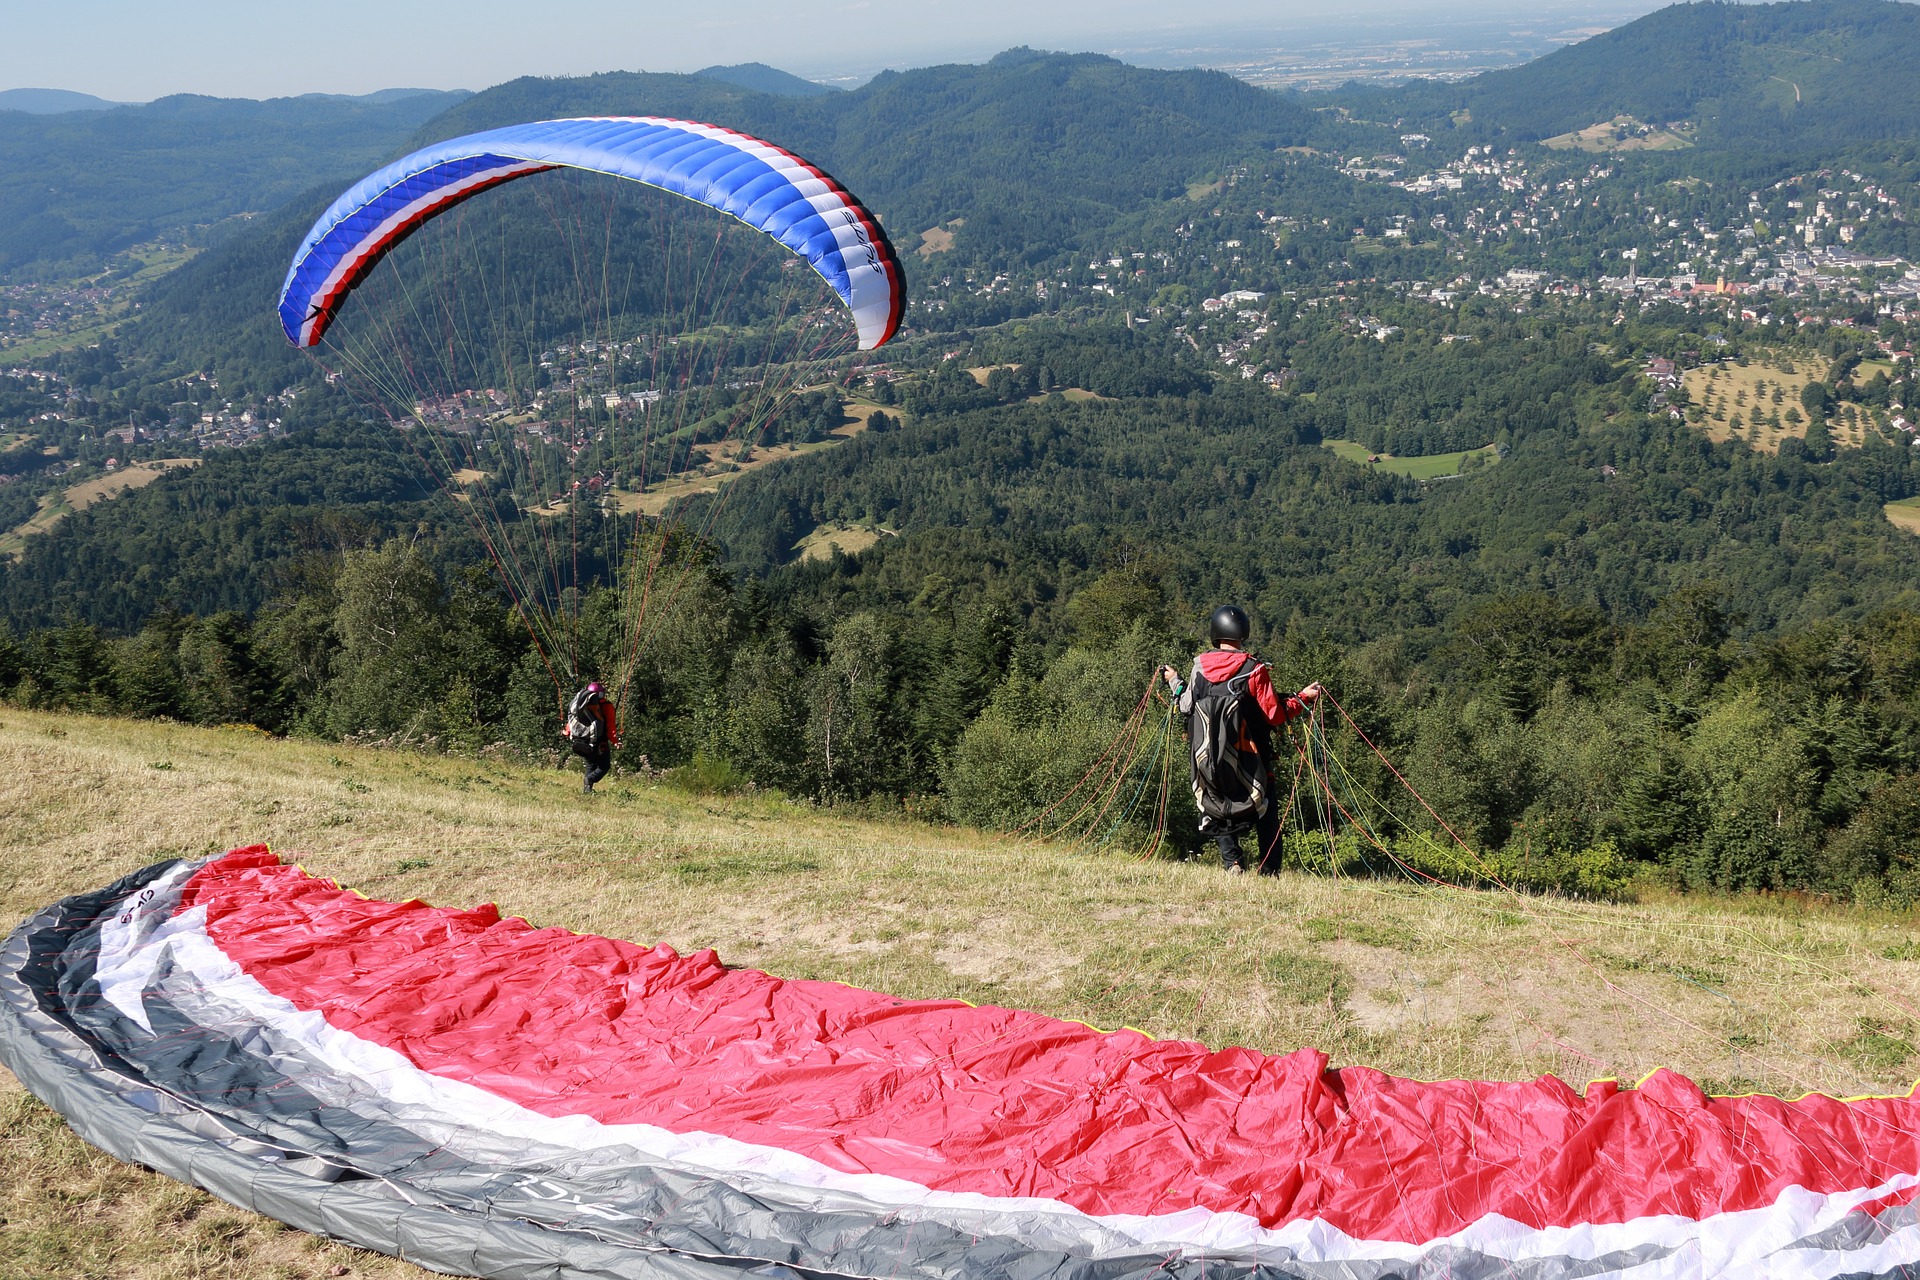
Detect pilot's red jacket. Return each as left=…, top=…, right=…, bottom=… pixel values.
left=1194, top=649, right=1307, bottom=729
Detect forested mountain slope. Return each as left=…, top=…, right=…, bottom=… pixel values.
left=0, top=90, right=469, bottom=279
left=416, top=48, right=1325, bottom=252
left=20, top=298, right=1920, bottom=648
left=0, top=424, right=440, bottom=632
left=1358, top=0, right=1920, bottom=151
left=705, top=383, right=1920, bottom=650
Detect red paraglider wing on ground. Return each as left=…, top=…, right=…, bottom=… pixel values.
left=183, top=849, right=1920, bottom=1241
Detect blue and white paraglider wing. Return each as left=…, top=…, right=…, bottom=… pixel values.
left=277, top=116, right=905, bottom=351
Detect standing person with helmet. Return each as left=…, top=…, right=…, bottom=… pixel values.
left=1159, top=607, right=1324, bottom=874
left=561, top=681, right=618, bottom=794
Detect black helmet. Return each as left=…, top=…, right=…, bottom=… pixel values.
left=1208, top=605, right=1250, bottom=645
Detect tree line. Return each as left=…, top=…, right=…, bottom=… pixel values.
left=10, top=537, right=1920, bottom=908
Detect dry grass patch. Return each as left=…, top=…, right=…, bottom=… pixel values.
left=1323, top=439, right=1499, bottom=480
left=965, top=366, right=1107, bottom=402
left=917, top=218, right=963, bottom=257
left=62, top=459, right=200, bottom=511
left=792, top=520, right=890, bottom=562
left=6, top=708, right=1920, bottom=1272
left=613, top=400, right=886, bottom=516
left=1543, top=115, right=1693, bottom=152
left=1851, top=358, right=1898, bottom=385
left=1887, top=496, right=1920, bottom=535
left=1682, top=351, right=1868, bottom=453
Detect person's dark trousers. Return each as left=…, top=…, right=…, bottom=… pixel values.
left=1215, top=777, right=1283, bottom=872
left=581, top=748, right=611, bottom=792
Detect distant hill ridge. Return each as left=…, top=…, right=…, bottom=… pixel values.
left=1367, top=0, right=1920, bottom=150
left=0, top=88, right=128, bottom=114
left=694, top=63, right=837, bottom=97
left=0, top=86, right=459, bottom=115
left=406, top=50, right=1316, bottom=245
left=0, top=89, right=470, bottom=277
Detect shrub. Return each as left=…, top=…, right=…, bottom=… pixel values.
left=669, top=752, right=752, bottom=795
left=1272, top=828, right=1631, bottom=899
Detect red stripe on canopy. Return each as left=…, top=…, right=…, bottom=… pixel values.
left=180, top=849, right=1920, bottom=1242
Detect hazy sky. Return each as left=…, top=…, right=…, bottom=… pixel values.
left=5, top=0, right=1658, bottom=100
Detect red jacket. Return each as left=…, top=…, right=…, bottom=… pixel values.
left=1195, top=649, right=1307, bottom=729
left=589, top=699, right=619, bottom=748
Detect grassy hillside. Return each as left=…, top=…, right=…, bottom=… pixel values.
left=1321, top=438, right=1501, bottom=479
left=0, top=456, right=198, bottom=557
left=6, top=707, right=1920, bottom=1275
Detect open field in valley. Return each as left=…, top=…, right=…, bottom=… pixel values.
left=1322, top=438, right=1500, bottom=479
left=1886, top=495, right=1920, bottom=535
left=0, top=246, right=201, bottom=361
left=1542, top=115, right=1694, bottom=152
left=606, top=397, right=892, bottom=517
left=791, top=519, right=891, bottom=561
left=0, top=458, right=201, bottom=557
left=1682, top=350, right=1878, bottom=453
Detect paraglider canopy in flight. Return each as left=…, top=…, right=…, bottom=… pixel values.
left=277, top=116, right=905, bottom=351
